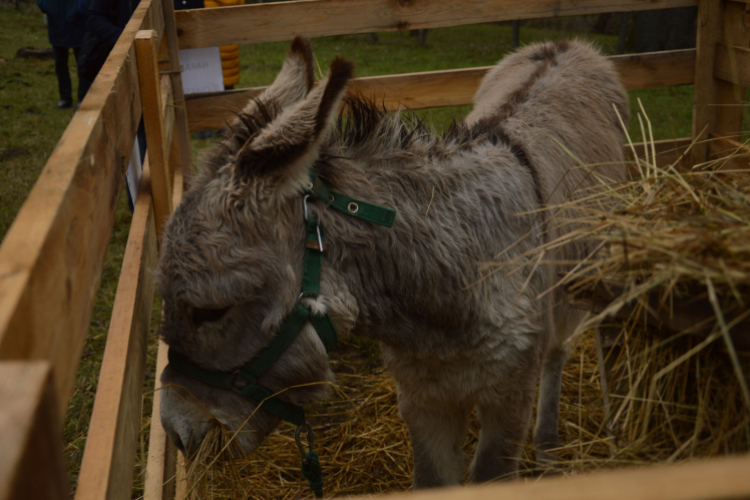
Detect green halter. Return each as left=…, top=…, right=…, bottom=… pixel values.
left=166, top=174, right=396, bottom=497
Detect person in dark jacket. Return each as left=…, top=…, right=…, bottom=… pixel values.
left=37, top=0, right=91, bottom=108
left=86, top=0, right=143, bottom=211
left=85, top=0, right=140, bottom=48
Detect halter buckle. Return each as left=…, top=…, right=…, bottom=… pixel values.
left=303, top=194, right=310, bottom=222
left=295, top=421, right=315, bottom=462
left=231, top=371, right=256, bottom=393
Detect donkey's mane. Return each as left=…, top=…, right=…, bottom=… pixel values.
left=199, top=92, right=529, bottom=183
left=329, top=94, right=512, bottom=162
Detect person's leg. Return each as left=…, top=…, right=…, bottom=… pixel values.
left=53, top=45, right=72, bottom=108
left=73, top=47, right=91, bottom=104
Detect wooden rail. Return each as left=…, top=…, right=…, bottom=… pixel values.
left=0, top=0, right=156, bottom=421
left=691, top=0, right=750, bottom=165
left=0, top=362, right=67, bottom=500
left=352, top=454, right=750, bottom=500
left=186, top=48, right=696, bottom=132
left=174, top=0, right=698, bottom=49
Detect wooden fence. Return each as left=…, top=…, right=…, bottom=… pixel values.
left=0, top=0, right=749, bottom=499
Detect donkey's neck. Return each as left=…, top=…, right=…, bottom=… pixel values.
left=316, top=145, right=544, bottom=355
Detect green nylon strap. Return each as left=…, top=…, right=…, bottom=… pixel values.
left=240, top=303, right=311, bottom=378
left=168, top=349, right=235, bottom=390
left=303, top=217, right=323, bottom=297
left=308, top=174, right=397, bottom=228
left=238, top=382, right=306, bottom=426
left=309, top=314, right=337, bottom=353
left=301, top=451, right=324, bottom=498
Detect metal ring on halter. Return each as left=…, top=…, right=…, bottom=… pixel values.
left=295, top=421, right=315, bottom=461
left=303, top=194, right=310, bottom=222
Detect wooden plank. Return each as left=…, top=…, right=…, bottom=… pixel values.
left=143, top=341, right=177, bottom=500
left=691, top=0, right=726, bottom=166
left=715, top=43, right=750, bottom=88
left=0, top=361, right=68, bottom=500
left=73, top=160, right=158, bottom=500
left=186, top=88, right=262, bottom=132
left=0, top=0, right=158, bottom=419
left=136, top=30, right=173, bottom=245
left=175, top=0, right=698, bottom=49
left=186, top=49, right=696, bottom=131
left=143, top=169, right=185, bottom=500
left=161, top=73, right=176, bottom=166
left=161, top=0, right=194, bottom=181
left=614, top=48, right=695, bottom=90
left=349, top=455, right=750, bottom=500
left=715, top=2, right=750, bottom=138
left=708, top=133, right=750, bottom=170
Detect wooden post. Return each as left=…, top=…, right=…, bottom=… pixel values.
left=0, top=362, right=68, bottom=500
left=74, top=158, right=159, bottom=500
left=161, top=0, right=194, bottom=185
left=714, top=1, right=750, bottom=140
left=136, top=29, right=174, bottom=244
left=143, top=341, right=177, bottom=500
left=693, top=0, right=750, bottom=166
left=691, top=0, right=727, bottom=166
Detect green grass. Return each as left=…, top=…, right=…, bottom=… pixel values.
left=235, top=26, right=750, bottom=140
left=0, top=2, right=84, bottom=238
left=1, top=2, right=748, bottom=496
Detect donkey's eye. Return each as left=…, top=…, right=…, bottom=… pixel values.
left=192, top=306, right=230, bottom=326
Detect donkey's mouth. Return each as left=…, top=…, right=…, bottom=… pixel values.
left=178, top=422, right=251, bottom=462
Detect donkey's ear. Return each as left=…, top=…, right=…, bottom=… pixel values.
left=236, top=58, right=353, bottom=198
left=244, top=36, right=315, bottom=114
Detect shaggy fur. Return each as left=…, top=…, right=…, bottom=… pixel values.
left=158, top=37, right=628, bottom=487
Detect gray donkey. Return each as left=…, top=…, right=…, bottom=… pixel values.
left=158, top=37, right=628, bottom=488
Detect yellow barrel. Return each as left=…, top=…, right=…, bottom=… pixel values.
left=203, top=0, right=243, bottom=87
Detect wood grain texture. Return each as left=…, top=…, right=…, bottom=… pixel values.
left=708, top=133, right=750, bottom=170
left=160, top=72, right=176, bottom=166
left=614, top=48, right=695, bottom=89
left=73, top=160, right=158, bottom=500
left=0, top=0, right=157, bottom=419
left=136, top=30, right=173, bottom=246
left=691, top=0, right=726, bottom=166
left=346, top=455, right=750, bottom=500
left=143, top=340, right=177, bottom=500
left=0, top=362, right=68, bottom=500
left=715, top=43, right=750, bottom=88
left=175, top=0, right=698, bottom=49
left=161, top=0, right=194, bottom=181
left=714, top=2, right=750, bottom=137
left=185, top=50, right=696, bottom=131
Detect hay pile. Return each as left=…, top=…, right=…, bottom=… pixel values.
left=172, top=122, right=750, bottom=499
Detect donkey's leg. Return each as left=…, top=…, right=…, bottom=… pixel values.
left=399, top=395, right=468, bottom=488
left=532, top=343, right=571, bottom=464
left=469, top=388, right=535, bottom=483
left=533, top=303, right=580, bottom=464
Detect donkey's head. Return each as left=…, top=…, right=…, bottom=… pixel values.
left=158, top=38, right=359, bottom=455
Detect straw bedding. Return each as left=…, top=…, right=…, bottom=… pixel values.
left=172, top=125, right=750, bottom=499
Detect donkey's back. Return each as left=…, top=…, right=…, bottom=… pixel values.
left=387, top=40, right=628, bottom=486
left=468, top=39, right=628, bottom=215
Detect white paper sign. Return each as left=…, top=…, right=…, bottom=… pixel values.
left=126, top=137, right=143, bottom=205
left=179, top=47, right=224, bottom=94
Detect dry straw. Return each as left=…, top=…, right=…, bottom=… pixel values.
left=167, top=107, right=750, bottom=499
